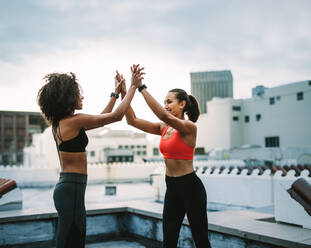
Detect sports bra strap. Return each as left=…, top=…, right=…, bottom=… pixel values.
left=52, top=126, right=64, bottom=169
left=55, top=126, right=63, bottom=142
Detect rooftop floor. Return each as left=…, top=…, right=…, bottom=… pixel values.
left=86, top=240, right=146, bottom=248
left=1, top=200, right=311, bottom=248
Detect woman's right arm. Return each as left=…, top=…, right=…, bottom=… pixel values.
left=120, top=74, right=164, bottom=136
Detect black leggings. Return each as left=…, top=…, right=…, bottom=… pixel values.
left=53, top=172, right=87, bottom=248
left=163, top=172, right=211, bottom=248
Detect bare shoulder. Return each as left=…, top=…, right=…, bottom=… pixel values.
left=179, top=119, right=196, bottom=135
left=62, top=113, right=88, bottom=127
left=185, top=119, right=196, bottom=126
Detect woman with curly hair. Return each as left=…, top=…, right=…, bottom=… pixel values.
left=37, top=67, right=144, bottom=248
left=119, top=65, right=211, bottom=248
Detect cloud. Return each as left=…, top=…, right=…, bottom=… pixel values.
left=0, top=38, right=193, bottom=125
left=0, top=0, right=310, bottom=113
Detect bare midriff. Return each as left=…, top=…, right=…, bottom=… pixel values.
left=164, top=158, right=194, bottom=177
left=59, top=152, right=87, bottom=175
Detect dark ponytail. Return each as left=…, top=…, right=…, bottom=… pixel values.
left=169, top=88, right=200, bottom=122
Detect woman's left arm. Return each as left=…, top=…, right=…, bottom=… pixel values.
left=100, top=72, right=122, bottom=114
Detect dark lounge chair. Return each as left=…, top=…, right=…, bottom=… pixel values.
left=287, top=178, right=311, bottom=216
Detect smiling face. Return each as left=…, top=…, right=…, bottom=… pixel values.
left=76, top=85, right=84, bottom=110
left=164, top=92, right=186, bottom=119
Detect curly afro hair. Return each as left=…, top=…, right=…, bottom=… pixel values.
left=37, top=72, right=80, bottom=127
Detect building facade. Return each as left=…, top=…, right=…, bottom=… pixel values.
left=85, top=128, right=161, bottom=163
left=0, top=111, right=47, bottom=165
left=23, top=126, right=162, bottom=167
left=190, top=70, right=233, bottom=114
left=196, top=80, right=311, bottom=153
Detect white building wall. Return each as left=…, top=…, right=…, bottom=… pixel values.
left=23, top=127, right=59, bottom=168
left=196, top=98, right=232, bottom=151
left=197, top=80, right=311, bottom=152
left=230, top=99, right=244, bottom=148
left=242, top=80, right=311, bottom=148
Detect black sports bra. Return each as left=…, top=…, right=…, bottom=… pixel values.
left=54, top=127, right=88, bottom=153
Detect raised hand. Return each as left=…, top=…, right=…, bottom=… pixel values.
left=120, top=74, right=127, bottom=96
left=131, top=64, right=145, bottom=88
left=114, top=70, right=123, bottom=95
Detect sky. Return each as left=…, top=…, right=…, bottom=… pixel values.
left=0, top=0, right=310, bottom=130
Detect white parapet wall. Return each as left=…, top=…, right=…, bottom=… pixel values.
left=0, top=162, right=164, bottom=187
left=151, top=166, right=311, bottom=229
left=198, top=168, right=274, bottom=208
left=0, top=165, right=59, bottom=187
left=87, top=162, right=164, bottom=183
left=274, top=169, right=311, bottom=229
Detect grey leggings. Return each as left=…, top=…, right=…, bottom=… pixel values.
left=53, top=172, right=87, bottom=248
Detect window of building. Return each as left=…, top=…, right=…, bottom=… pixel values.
left=232, top=116, right=239, bottom=121
left=153, top=148, right=159, bottom=156
left=131, top=145, right=134, bottom=149
left=17, top=128, right=25, bottom=136
left=142, top=151, right=146, bottom=155
left=5, top=128, right=13, bottom=136
left=18, top=140, right=24, bottom=150
left=118, top=145, right=123, bottom=149
left=245, top=115, right=249, bottom=123
left=297, top=92, right=304, bottom=101
left=269, top=97, right=275, bottom=105
left=195, top=147, right=205, bottom=155
left=4, top=139, right=12, bottom=149
left=90, top=151, right=95, bottom=157
left=17, top=116, right=25, bottom=125
left=2, top=154, right=9, bottom=165
left=276, top=96, right=281, bottom=101
left=16, top=153, right=23, bottom=164
left=124, top=145, right=128, bottom=149
left=4, top=115, right=13, bottom=124
left=137, top=151, right=141, bottom=155
left=136, top=145, right=141, bottom=148
left=265, top=136, right=279, bottom=147
left=142, top=145, right=146, bottom=148
left=29, top=116, right=41, bottom=125
left=256, top=114, right=261, bottom=121
left=308, top=80, right=311, bottom=86
left=232, top=106, right=241, bottom=111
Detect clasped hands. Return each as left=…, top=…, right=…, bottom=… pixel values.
left=114, top=64, right=145, bottom=97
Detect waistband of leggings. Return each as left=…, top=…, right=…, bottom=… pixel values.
left=58, top=172, right=87, bottom=184
left=165, top=171, right=196, bottom=183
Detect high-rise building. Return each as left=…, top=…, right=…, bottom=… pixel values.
left=190, top=70, right=233, bottom=113
left=0, top=111, right=48, bottom=165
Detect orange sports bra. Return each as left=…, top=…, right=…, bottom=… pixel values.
left=159, top=126, right=194, bottom=160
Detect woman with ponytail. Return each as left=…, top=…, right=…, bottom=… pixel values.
left=120, top=65, right=211, bottom=248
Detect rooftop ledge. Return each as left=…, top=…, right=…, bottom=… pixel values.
left=1, top=201, right=311, bottom=248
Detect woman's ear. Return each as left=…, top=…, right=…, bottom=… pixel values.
left=179, top=100, right=186, bottom=111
